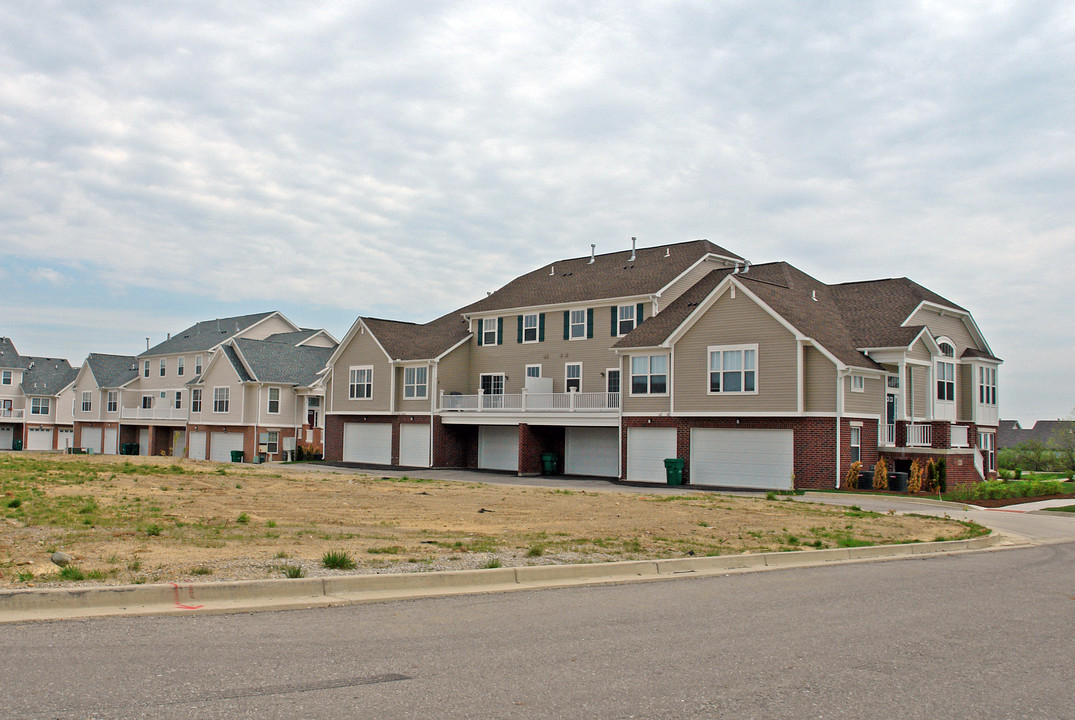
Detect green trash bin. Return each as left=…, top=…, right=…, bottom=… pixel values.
left=230, top=450, right=244, bottom=463
left=541, top=452, right=558, bottom=475
left=12, top=438, right=23, bottom=451
left=664, top=458, right=685, bottom=486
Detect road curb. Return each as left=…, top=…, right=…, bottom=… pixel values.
left=0, top=533, right=1004, bottom=624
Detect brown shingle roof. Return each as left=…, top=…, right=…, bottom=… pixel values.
left=362, top=312, right=471, bottom=362
left=829, top=278, right=966, bottom=348
left=464, top=239, right=743, bottom=314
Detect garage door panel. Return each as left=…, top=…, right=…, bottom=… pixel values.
left=81, top=427, right=102, bottom=453
left=103, top=428, right=118, bottom=455
left=690, top=429, right=793, bottom=490
left=27, top=427, right=54, bottom=451
left=565, top=427, right=619, bottom=477
left=399, top=424, right=431, bottom=467
left=478, top=426, right=518, bottom=472
left=188, top=431, right=207, bottom=461
left=627, top=428, right=677, bottom=483
left=343, top=423, right=392, bottom=465
left=57, top=429, right=74, bottom=451
left=210, top=432, right=245, bottom=463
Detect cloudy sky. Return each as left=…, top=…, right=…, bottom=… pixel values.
left=1, top=1, right=1072, bottom=423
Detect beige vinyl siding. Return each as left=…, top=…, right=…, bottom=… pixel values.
left=435, top=344, right=471, bottom=398
left=958, top=363, right=974, bottom=422
left=621, top=350, right=670, bottom=414
left=199, top=359, right=245, bottom=424
left=466, top=309, right=623, bottom=395
left=673, top=288, right=798, bottom=414
left=330, top=329, right=392, bottom=412
left=396, top=364, right=434, bottom=411
left=908, top=307, right=977, bottom=353
left=301, top=334, right=337, bottom=348
left=239, top=315, right=299, bottom=341
left=907, top=338, right=932, bottom=362
left=908, top=364, right=929, bottom=419
left=70, top=371, right=99, bottom=421
left=261, top=385, right=298, bottom=425
left=54, top=388, right=75, bottom=424
left=658, top=258, right=721, bottom=310
left=842, top=373, right=883, bottom=415
left=804, top=347, right=837, bottom=413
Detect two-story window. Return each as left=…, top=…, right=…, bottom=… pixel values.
left=349, top=367, right=373, bottom=399
left=195, top=355, right=203, bottom=375
left=979, top=432, right=996, bottom=473
left=159, top=359, right=166, bottom=377
left=1, top=370, right=10, bottom=385
left=565, top=309, right=592, bottom=340
left=630, top=355, right=668, bottom=395
left=978, top=367, right=997, bottom=405
left=267, top=387, right=280, bottom=413
left=404, top=367, right=427, bottom=399
left=709, top=345, right=757, bottom=393
left=478, top=318, right=502, bottom=346
left=213, top=387, right=229, bottom=413
left=177, top=357, right=185, bottom=376
left=519, top=313, right=541, bottom=343
left=81, top=392, right=92, bottom=412
left=143, top=360, right=150, bottom=378
left=191, top=388, right=202, bottom=413
left=107, top=391, right=117, bottom=413
left=936, top=342, right=955, bottom=401
left=30, top=398, right=50, bottom=415
left=565, top=363, right=582, bottom=392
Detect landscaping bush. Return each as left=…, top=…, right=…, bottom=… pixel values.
left=937, top=458, right=947, bottom=493
left=907, top=458, right=924, bottom=494
left=948, top=479, right=1067, bottom=503
left=844, top=461, right=861, bottom=490
left=873, top=458, right=888, bottom=491
left=924, top=458, right=938, bottom=493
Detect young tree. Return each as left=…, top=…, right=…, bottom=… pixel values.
left=1048, top=421, right=1075, bottom=474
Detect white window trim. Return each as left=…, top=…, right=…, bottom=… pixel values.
left=212, top=386, right=229, bottom=413
left=1, top=370, right=10, bottom=385
left=522, top=313, right=539, bottom=344
left=569, top=308, right=587, bottom=340
left=707, top=343, right=759, bottom=395
left=143, top=360, right=150, bottom=378
left=348, top=365, right=374, bottom=400
left=177, top=357, right=185, bottom=376
left=629, top=354, right=670, bottom=397
left=851, top=374, right=865, bottom=393
left=191, top=388, right=202, bottom=413
left=606, top=368, right=621, bottom=395
left=30, top=398, right=50, bottom=415
left=479, top=373, right=505, bottom=395
left=174, top=391, right=183, bottom=410
left=936, top=360, right=955, bottom=403
left=850, top=426, right=861, bottom=463
left=618, top=305, right=636, bottom=336
left=159, top=358, right=166, bottom=377
left=107, top=391, right=118, bottom=413
left=481, top=318, right=499, bottom=346
left=81, top=391, right=92, bottom=412
left=403, top=366, right=428, bottom=400
left=525, top=364, right=542, bottom=379
left=267, top=387, right=281, bottom=414
left=142, top=394, right=154, bottom=410
left=195, top=355, right=203, bottom=375
left=565, top=362, right=582, bottom=392
left=266, top=430, right=279, bottom=454
left=978, top=366, right=997, bottom=406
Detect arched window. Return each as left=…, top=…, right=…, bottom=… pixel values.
left=936, top=338, right=955, bottom=401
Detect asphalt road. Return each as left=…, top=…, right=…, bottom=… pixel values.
left=3, top=538, right=1073, bottom=719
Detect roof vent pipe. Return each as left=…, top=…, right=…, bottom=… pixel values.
left=589, top=244, right=596, bottom=264
left=549, top=265, right=555, bottom=276
left=733, top=263, right=740, bottom=274
left=146, top=337, right=150, bottom=351
left=742, top=262, right=749, bottom=274
left=664, top=248, right=670, bottom=258
left=811, top=290, right=818, bottom=302
left=629, top=237, right=636, bottom=262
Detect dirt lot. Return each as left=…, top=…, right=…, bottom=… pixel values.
left=0, top=454, right=985, bottom=587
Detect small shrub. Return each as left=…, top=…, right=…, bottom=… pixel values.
left=281, top=564, right=305, bottom=578
left=873, top=458, right=889, bottom=491
left=143, top=524, right=163, bottom=537
left=7, top=498, right=21, bottom=508
left=367, top=545, right=402, bottom=555
left=190, top=566, right=212, bottom=576
left=59, top=566, right=85, bottom=581
left=844, top=461, right=861, bottom=490
left=937, top=459, right=948, bottom=493
left=236, top=512, right=250, bottom=524
left=266, top=520, right=276, bottom=528
left=924, top=458, right=938, bottom=492
left=482, top=558, right=503, bottom=569
left=526, top=545, right=544, bottom=557
left=321, top=550, right=356, bottom=570
left=765, top=491, right=777, bottom=501
left=907, top=458, right=924, bottom=494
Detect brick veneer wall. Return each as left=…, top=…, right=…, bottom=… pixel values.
left=325, top=414, right=435, bottom=466
left=432, top=418, right=476, bottom=468
left=620, top=416, right=840, bottom=489
left=840, top=419, right=879, bottom=488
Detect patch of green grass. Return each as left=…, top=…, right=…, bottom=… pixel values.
left=266, top=520, right=276, bottom=528
left=836, top=537, right=874, bottom=548
left=321, top=550, right=356, bottom=570
left=367, top=545, right=402, bottom=555
left=236, top=512, right=250, bottom=524
left=143, top=524, right=163, bottom=537
left=280, top=564, right=305, bottom=578
left=482, top=557, right=503, bottom=569
left=526, top=544, right=545, bottom=557
left=274, top=551, right=290, bottom=559
left=621, top=538, right=644, bottom=553
left=1043, top=505, right=1075, bottom=513
left=58, top=566, right=85, bottom=581
left=190, top=566, right=212, bottom=575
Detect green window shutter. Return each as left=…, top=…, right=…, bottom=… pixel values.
left=610, top=306, right=618, bottom=337
left=517, top=316, right=523, bottom=344
left=497, top=317, right=504, bottom=345
left=636, top=302, right=645, bottom=325
left=539, top=313, right=545, bottom=342
left=563, top=311, right=570, bottom=340
left=477, top=319, right=483, bottom=346
left=586, top=308, right=594, bottom=339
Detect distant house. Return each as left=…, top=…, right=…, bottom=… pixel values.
left=0, top=337, right=78, bottom=451
left=997, top=419, right=1073, bottom=449
left=323, top=239, right=1002, bottom=489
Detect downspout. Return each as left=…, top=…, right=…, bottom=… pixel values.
left=835, top=369, right=845, bottom=489
left=796, top=341, right=804, bottom=414
left=429, top=361, right=438, bottom=467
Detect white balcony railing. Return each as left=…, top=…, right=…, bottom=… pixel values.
left=120, top=407, right=188, bottom=421
left=440, top=390, right=620, bottom=413
left=879, top=424, right=896, bottom=447
left=974, top=447, right=985, bottom=478
left=0, top=408, right=25, bottom=419
left=907, top=423, right=932, bottom=447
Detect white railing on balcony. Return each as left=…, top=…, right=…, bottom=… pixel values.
left=0, top=408, right=25, bottom=419
left=907, top=423, right=932, bottom=447
left=974, top=447, right=984, bottom=478
left=879, top=424, right=896, bottom=447
left=120, top=407, right=188, bottom=421
left=440, top=390, right=620, bottom=412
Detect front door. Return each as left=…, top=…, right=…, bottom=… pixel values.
left=479, top=373, right=505, bottom=409
left=606, top=369, right=620, bottom=408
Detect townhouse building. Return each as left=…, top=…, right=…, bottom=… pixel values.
left=324, top=239, right=1001, bottom=489
left=0, top=337, right=78, bottom=451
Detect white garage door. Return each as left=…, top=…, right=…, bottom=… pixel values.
left=210, top=432, right=245, bottom=463
left=690, top=428, right=794, bottom=490
left=81, top=427, right=102, bottom=454
left=478, top=426, right=518, bottom=472
left=0, top=426, right=13, bottom=450
left=27, top=427, right=53, bottom=451
left=57, top=429, right=74, bottom=451
left=342, top=423, right=392, bottom=465
left=399, top=424, right=431, bottom=467
left=565, top=427, right=619, bottom=477
left=627, top=427, right=677, bottom=482
left=188, top=431, right=207, bottom=460
left=103, top=428, right=118, bottom=455
left=138, top=428, right=150, bottom=456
